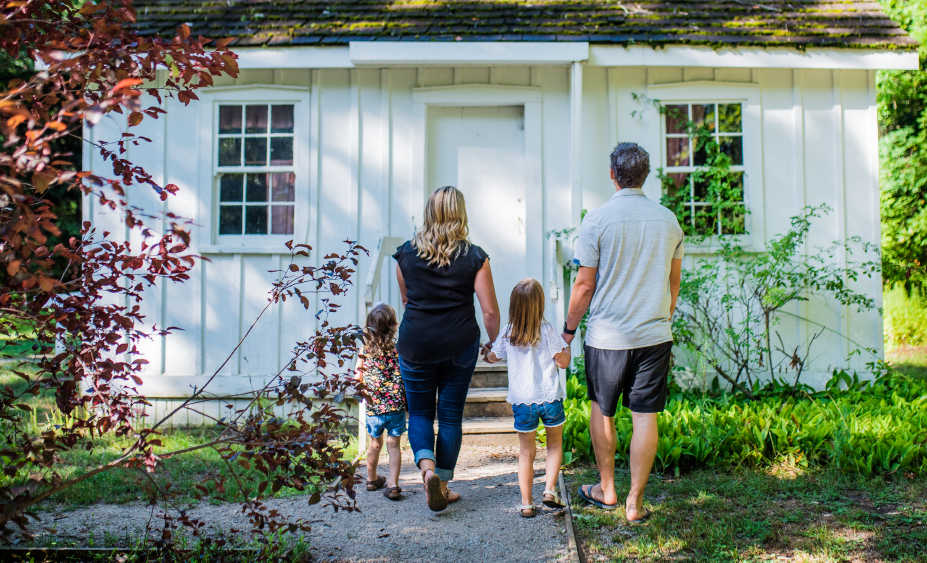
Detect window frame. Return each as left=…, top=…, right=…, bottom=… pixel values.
left=197, top=85, right=310, bottom=254
left=649, top=80, right=764, bottom=252
left=663, top=102, right=746, bottom=236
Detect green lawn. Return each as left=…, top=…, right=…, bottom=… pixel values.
left=565, top=463, right=927, bottom=563
left=0, top=365, right=358, bottom=510
left=884, top=285, right=927, bottom=380
left=886, top=345, right=927, bottom=380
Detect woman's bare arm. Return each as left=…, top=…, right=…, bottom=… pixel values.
left=474, top=259, right=501, bottom=346
left=396, top=264, right=408, bottom=308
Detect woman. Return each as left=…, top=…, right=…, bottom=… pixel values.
left=393, top=186, right=500, bottom=512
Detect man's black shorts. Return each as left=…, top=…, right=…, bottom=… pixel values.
left=584, top=341, right=673, bottom=416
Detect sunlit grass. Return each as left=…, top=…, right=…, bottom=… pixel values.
left=565, top=464, right=927, bottom=563
left=884, top=285, right=927, bottom=380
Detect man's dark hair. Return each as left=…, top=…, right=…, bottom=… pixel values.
left=609, top=143, right=650, bottom=190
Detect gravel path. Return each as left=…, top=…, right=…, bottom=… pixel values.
left=38, top=434, right=571, bottom=562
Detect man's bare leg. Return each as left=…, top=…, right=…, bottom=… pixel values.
left=626, top=412, right=658, bottom=521
left=588, top=401, right=619, bottom=506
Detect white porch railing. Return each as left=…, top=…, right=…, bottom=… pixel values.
left=365, top=236, right=406, bottom=310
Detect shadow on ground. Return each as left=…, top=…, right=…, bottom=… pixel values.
left=564, top=463, right=927, bottom=563
left=36, top=434, right=571, bottom=563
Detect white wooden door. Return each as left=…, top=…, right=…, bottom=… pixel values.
left=427, top=106, right=528, bottom=342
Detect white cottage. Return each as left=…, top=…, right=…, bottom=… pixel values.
left=87, top=1, right=917, bottom=423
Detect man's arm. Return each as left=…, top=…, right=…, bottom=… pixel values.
left=562, top=266, right=597, bottom=345
left=669, top=258, right=682, bottom=318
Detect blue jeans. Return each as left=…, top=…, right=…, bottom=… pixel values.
left=399, top=338, right=479, bottom=481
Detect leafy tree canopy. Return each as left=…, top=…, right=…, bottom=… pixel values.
left=878, top=0, right=927, bottom=289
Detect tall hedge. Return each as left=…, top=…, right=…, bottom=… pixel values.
left=878, top=0, right=927, bottom=289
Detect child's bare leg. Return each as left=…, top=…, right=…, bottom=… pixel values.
left=366, top=435, right=384, bottom=481
left=517, top=431, right=538, bottom=506
left=544, top=425, right=564, bottom=493
left=385, top=435, right=402, bottom=488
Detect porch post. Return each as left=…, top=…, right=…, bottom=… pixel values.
left=568, top=61, right=584, bottom=362
left=570, top=61, right=584, bottom=231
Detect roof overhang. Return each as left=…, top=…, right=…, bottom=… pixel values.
left=227, top=43, right=918, bottom=71
left=588, top=45, right=919, bottom=70
left=349, top=41, right=589, bottom=66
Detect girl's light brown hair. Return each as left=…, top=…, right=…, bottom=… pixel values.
left=364, top=302, right=398, bottom=354
left=412, top=186, right=470, bottom=268
left=505, top=278, right=547, bottom=348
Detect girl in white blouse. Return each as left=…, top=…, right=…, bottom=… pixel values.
left=484, top=278, right=571, bottom=518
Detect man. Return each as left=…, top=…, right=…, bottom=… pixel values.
left=561, top=142, right=683, bottom=523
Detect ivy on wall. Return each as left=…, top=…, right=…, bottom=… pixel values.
left=638, top=98, right=748, bottom=240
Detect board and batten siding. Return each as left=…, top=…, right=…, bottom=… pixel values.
left=84, top=63, right=882, bottom=420
left=578, top=66, right=882, bottom=386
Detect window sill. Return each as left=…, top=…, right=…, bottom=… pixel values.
left=199, top=243, right=302, bottom=255
left=685, top=234, right=760, bottom=256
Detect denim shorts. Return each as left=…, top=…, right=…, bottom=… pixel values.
left=512, top=400, right=566, bottom=433
left=366, top=410, right=407, bottom=438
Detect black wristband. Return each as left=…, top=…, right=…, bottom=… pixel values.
left=563, top=322, right=577, bottom=336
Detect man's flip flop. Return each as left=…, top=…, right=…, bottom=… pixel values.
left=578, top=484, right=618, bottom=510
left=627, top=507, right=652, bottom=525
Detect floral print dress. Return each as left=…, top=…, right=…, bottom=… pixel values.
left=361, top=347, right=407, bottom=416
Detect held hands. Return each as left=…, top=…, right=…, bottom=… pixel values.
left=481, top=342, right=499, bottom=364
left=562, top=332, right=575, bottom=345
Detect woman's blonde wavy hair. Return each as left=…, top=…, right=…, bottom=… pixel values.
left=412, top=186, right=470, bottom=268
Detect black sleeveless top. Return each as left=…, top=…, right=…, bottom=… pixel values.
left=393, top=241, right=489, bottom=364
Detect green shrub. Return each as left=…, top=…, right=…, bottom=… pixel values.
left=561, top=362, right=927, bottom=475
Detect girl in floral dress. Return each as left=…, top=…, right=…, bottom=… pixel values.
left=356, top=302, right=407, bottom=500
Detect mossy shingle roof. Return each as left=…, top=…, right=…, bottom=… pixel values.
left=133, top=0, right=916, bottom=49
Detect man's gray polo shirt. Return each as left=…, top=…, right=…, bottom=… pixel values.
left=574, top=188, right=684, bottom=350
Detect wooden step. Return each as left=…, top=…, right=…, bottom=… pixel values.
left=471, top=361, right=508, bottom=388
left=461, top=417, right=514, bottom=434
left=465, top=387, right=508, bottom=402
left=463, top=387, right=511, bottom=418
left=465, top=363, right=514, bottom=432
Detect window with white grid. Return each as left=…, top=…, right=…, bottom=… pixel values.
left=663, top=103, right=746, bottom=235
left=215, top=104, right=295, bottom=236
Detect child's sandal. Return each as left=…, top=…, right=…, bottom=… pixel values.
left=383, top=486, right=402, bottom=501
left=366, top=476, right=386, bottom=491
left=542, top=489, right=565, bottom=508
left=519, top=504, right=536, bottom=518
